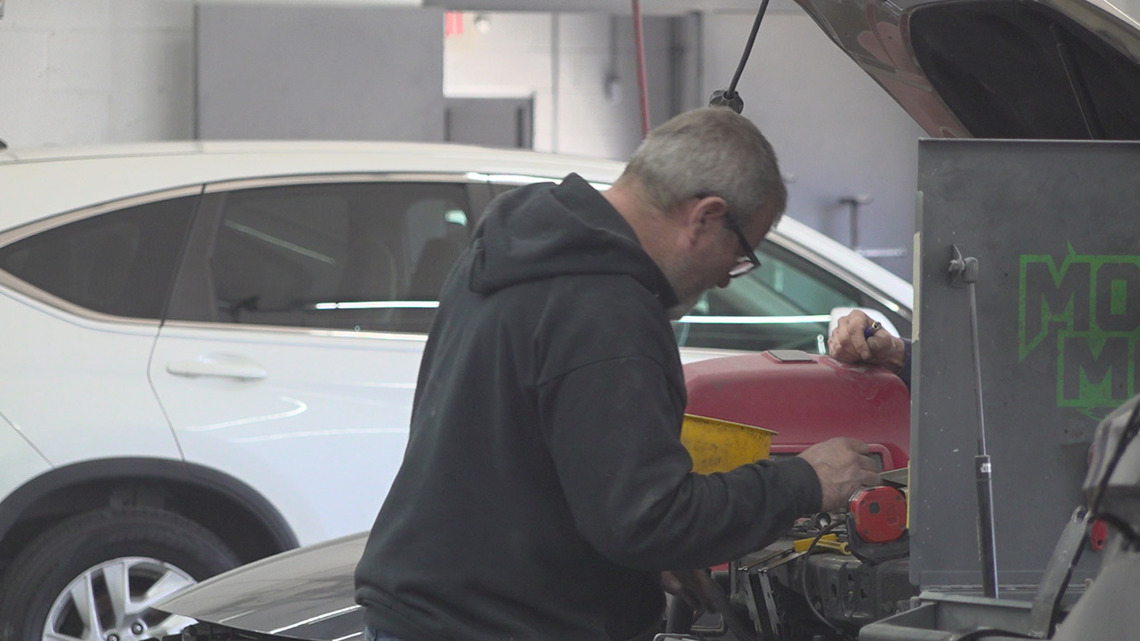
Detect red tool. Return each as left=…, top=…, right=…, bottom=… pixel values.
left=846, top=485, right=910, bottom=564
left=849, top=486, right=907, bottom=544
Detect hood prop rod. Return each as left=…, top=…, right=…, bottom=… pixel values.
left=709, top=0, right=772, bottom=114
left=950, top=244, right=1000, bottom=599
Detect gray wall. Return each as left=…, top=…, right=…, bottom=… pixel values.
left=197, top=4, right=444, bottom=141
left=701, top=11, right=925, bottom=280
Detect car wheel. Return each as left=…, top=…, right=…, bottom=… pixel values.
left=0, top=506, right=240, bottom=641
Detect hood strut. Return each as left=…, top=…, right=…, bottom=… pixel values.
left=709, top=0, right=773, bottom=114
left=1051, top=23, right=1104, bottom=138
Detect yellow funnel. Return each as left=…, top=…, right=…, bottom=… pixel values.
left=681, top=413, right=776, bottom=474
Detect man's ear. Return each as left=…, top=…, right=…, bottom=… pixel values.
left=682, top=195, right=730, bottom=244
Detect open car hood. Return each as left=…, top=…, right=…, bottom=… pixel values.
left=793, top=0, right=1140, bottom=139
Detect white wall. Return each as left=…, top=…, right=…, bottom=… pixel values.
left=0, top=3, right=665, bottom=159
left=0, top=0, right=195, bottom=147
left=444, top=11, right=676, bottom=159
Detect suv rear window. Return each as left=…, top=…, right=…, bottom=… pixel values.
left=0, top=196, right=196, bottom=319
left=167, top=181, right=471, bottom=333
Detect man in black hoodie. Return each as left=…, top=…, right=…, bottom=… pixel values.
left=354, top=107, right=880, bottom=641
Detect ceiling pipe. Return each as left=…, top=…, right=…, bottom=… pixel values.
left=631, top=0, right=650, bottom=137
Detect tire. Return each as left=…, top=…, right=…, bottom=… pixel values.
left=0, top=506, right=240, bottom=641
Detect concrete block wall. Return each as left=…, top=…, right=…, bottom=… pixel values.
left=0, top=2, right=667, bottom=161
left=0, top=0, right=196, bottom=148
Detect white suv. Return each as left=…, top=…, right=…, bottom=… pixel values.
left=0, top=141, right=911, bottom=641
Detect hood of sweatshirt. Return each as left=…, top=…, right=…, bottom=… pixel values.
left=469, top=173, right=679, bottom=309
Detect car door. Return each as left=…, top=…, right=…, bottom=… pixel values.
left=150, top=174, right=485, bottom=545
left=0, top=192, right=199, bottom=467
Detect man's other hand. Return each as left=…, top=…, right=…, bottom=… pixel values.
left=661, top=569, right=715, bottom=612
left=827, top=309, right=906, bottom=372
left=798, top=437, right=880, bottom=513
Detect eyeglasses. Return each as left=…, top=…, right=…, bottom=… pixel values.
left=722, top=214, right=762, bottom=278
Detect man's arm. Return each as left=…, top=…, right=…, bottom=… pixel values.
left=541, top=355, right=877, bottom=570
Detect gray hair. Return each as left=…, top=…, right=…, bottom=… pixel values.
left=618, top=107, right=786, bottom=225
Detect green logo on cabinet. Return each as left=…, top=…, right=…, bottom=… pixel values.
left=1019, top=247, right=1140, bottom=418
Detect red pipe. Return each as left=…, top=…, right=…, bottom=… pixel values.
left=631, top=0, right=650, bottom=138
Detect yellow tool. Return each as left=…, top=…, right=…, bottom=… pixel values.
left=793, top=533, right=850, bottom=555
left=681, top=414, right=776, bottom=474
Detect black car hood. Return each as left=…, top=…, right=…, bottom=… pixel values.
left=155, top=533, right=366, bottom=641
left=793, top=0, right=1140, bottom=139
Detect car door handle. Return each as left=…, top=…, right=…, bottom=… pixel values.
left=166, top=356, right=268, bottom=380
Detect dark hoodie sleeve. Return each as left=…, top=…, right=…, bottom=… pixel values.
left=898, top=338, right=913, bottom=393
left=538, top=354, right=822, bottom=571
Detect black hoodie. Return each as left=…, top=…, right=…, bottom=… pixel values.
left=354, top=174, right=821, bottom=641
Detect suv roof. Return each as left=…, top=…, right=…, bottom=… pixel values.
left=0, top=141, right=626, bottom=227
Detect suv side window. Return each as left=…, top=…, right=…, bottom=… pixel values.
left=675, top=240, right=909, bottom=353
left=170, top=181, right=471, bottom=333
left=0, top=196, right=197, bottom=319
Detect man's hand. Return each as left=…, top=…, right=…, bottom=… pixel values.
left=661, top=569, right=715, bottom=612
left=798, top=437, right=881, bottom=512
left=827, top=309, right=906, bottom=372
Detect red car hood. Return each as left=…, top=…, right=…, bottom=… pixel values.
left=793, top=0, right=1140, bottom=139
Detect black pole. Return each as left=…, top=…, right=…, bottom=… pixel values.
left=975, top=453, right=999, bottom=597
left=951, top=245, right=1000, bottom=598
